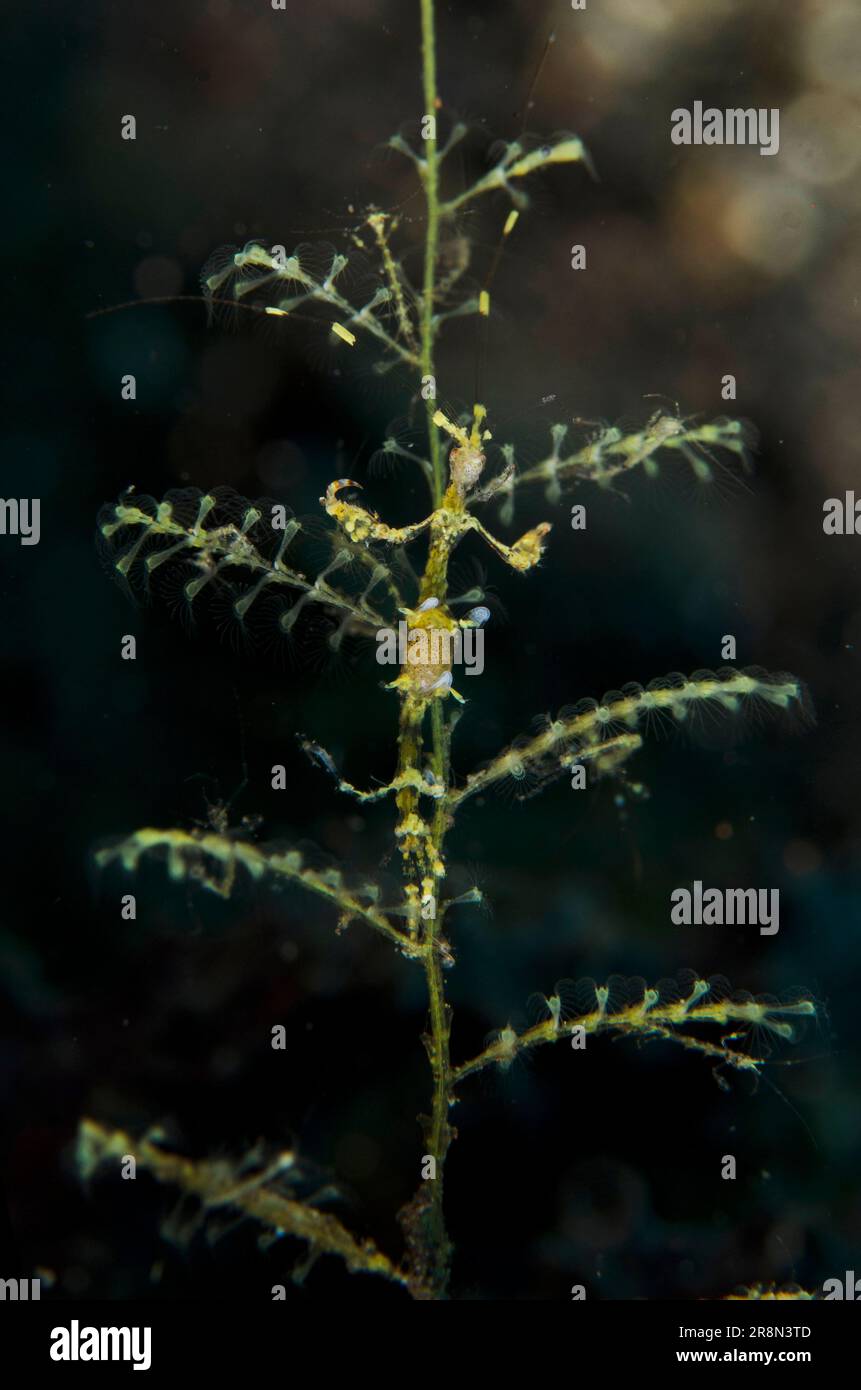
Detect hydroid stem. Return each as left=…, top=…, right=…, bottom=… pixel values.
left=451, top=979, right=815, bottom=1085
left=418, top=0, right=453, bottom=1295
left=77, top=1120, right=412, bottom=1290
left=420, top=0, right=443, bottom=505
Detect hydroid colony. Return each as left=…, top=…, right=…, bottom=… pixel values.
left=81, top=0, right=815, bottom=1300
